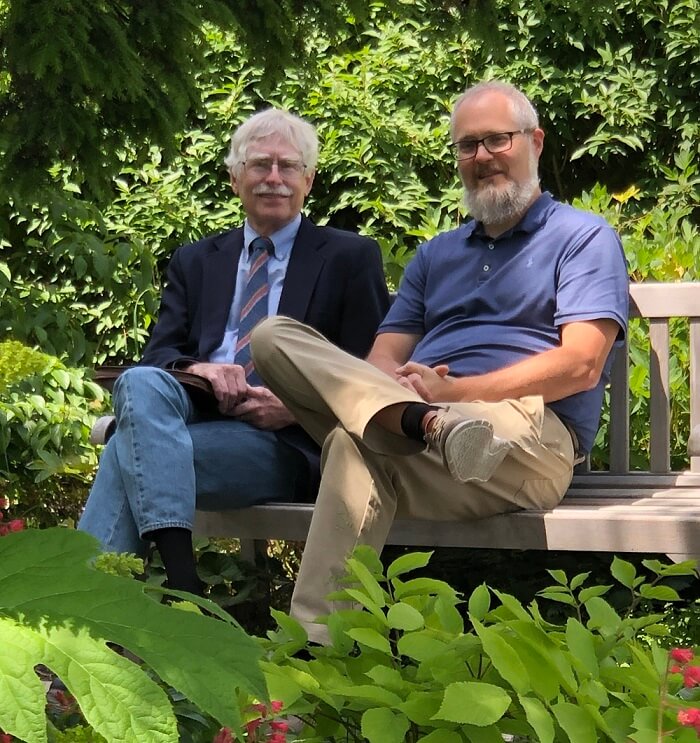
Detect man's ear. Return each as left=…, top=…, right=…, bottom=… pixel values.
left=532, top=128, right=545, bottom=157
left=304, top=170, right=315, bottom=196
left=229, top=171, right=239, bottom=195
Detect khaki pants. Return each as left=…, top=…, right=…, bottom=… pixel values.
left=251, top=316, right=575, bottom=643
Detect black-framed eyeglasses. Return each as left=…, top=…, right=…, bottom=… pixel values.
left=450, top=129, right=534, bottom=161
left=242, top=157, right=306, bottom=178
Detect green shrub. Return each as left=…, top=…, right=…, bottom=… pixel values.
left=262, top=546, right=700, bottom=742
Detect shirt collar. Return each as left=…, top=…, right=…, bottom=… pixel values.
left=243, top=213, right=302, bottom=259
left=462, top=191, right=555, bottom=241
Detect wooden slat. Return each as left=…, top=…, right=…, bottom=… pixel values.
left=649, top=319, right=671, bottom=472
left=630, top=282, right=700, bottom=319
left=608, top=336, right=629, bottom=472
left=691, top=319, right=700, bottom=472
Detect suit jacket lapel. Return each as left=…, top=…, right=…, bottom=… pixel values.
left=278, top=216, right=325, bottom=321
left=200, top=228, right=244, bottom=356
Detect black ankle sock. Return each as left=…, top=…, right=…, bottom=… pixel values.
left=400, top=403, right=440, bottom=442
left=145, top=527, right=204, bottom=596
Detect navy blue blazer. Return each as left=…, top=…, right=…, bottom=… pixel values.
left=140, top=215, right=391, bottom=497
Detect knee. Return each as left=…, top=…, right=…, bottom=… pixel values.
left=251, top=316, right=298, bottom=370
left=112, top=366, right=180, bottom=414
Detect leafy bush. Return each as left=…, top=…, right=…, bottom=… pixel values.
left=0, top=341, right=106, bottom=521
left=262, top=546, right=700, bottom=742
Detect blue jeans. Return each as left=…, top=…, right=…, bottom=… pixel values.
left=78, top=367, right=307, bottom=557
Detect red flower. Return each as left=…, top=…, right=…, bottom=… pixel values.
left=0, top=496, right=8, bottom=510
left=269, top=700, right=284, bottom=714
left=7, top=520, right=23, bottom=532
left=269, top=721, right=289, bottom=733
left=0, top=733, right=14, bottom=742
left=266, top=734, right=287, bottom=743
left=671, top=648, right=695, bottom=665
left=678, top=707, right=700, bottom=732
left=212, top=728, right=234, bottom=743
left=683, top=666, right=700, bottom=688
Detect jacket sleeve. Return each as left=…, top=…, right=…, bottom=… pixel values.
left=336, top=236, right=391, bottom=358
left=139, top=248, right=199, bottom=368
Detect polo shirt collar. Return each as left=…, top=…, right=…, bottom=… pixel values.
left=463, top=191, right=555, bottom=241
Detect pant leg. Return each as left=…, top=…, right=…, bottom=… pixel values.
left=292, top=408, right=574, bottom=643
left=79, top=366, right=308, bottom=556
left=79, top=366, right=197, bottom=556
left=251, top=316, right=424, bottom=455
left=191, top=420, right=308, bottom=510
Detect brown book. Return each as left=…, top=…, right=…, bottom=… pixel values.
left=94, top=366, right=217, bottom=412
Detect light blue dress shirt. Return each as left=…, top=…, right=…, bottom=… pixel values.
left=208, top=214, right=301, bottom=363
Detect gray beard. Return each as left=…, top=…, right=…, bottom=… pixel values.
left=465, top=175, right=540, bottom=227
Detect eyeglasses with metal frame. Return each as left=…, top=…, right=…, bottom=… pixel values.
left=242, top=157, right=307, bottom=178
left=450, top=129, right=534, bottom=161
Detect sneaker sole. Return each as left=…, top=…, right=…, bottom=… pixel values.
left=444, top=419, right=512, bottom=483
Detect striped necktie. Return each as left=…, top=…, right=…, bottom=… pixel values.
left=235, top=236, right=274, bottom=384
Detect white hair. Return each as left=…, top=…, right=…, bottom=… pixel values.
left=224, top=108, right=318, bottom=176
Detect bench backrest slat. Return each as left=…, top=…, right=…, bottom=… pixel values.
left=608, top=337, right=630, bottom=473
left=691, top=318, right=700, bottom=472
left=649, top=318, right=671, bottom=472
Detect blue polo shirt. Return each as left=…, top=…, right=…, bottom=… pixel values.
left=379, top=192, right=629, bottom=452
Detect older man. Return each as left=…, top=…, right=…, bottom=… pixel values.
left=78, top=108, right=390, bottom=594
left=250, top=81, right=629, bottom=644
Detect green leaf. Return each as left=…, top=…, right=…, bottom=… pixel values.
left=638, top=585, right=680, bottom=601
left=361, top=707, right=410, bottom=743
left=519, top=695, right=555, bottom=743
left=585, top=596, right=622, bottom=633
left=565, top=618, right=599, bottom=678
left=570, top=572, right=591, bottom=590
left=387, top=602, right=425, bottom=631
left=343, top=588, right=388, bottom=622
left=416, top=731, right=462, bottom=743
left=610, top=557, right=637, bottom=588
left=345, top=557, right=386, bottom=607
left=0, top=616, right=178, bottom=742
left=346, top=628, right=392, bottom=654
left=578, top=585, right=612, bottom=602
left=473, top=620, right=530, bottom=695
left=552, top=701, right=598, bottom=743
left=434, top=681, right=511, bottom=726
left=468, top=584, right=491, bottom=620
left=547, top=569, right=569, bottom=586
left=387, top=551, right=433, bottom=580
left=0, top=528, right=265, bottom=734
left=397, top=631, right=448, bottom=662
left=394, top=577, right=457, bottom=600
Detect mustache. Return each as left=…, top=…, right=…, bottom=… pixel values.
left=253, top=185, right=293, bottom=196
left=475, top=166, right=504, bottom=178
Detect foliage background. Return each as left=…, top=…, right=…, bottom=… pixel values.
left=0, top=0, right=698, bottom=515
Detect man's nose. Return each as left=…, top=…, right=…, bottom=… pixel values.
left=473, top=142, right=494, bottom=162
left=264, top=162, right=284, bottom=183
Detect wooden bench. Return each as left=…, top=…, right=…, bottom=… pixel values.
left=195, top=282, right=700, bottom=562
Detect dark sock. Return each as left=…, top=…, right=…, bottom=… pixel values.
left=400, top=403, right=440, bottom=441
left=145, top=527, right=204, bottom=596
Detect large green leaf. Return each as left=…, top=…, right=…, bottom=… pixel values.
left=0, top=528, right=266, bottom=735
left=361, top=707, right=410, bottom=743
left=434, top=681, right=511, bottom=726
left=0, top=617, right=177, bottom=742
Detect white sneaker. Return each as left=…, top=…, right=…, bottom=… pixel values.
left=424, top=409, right=512, bottom=483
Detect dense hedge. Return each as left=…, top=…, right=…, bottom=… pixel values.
left=0, top=0, right=698, bottom=507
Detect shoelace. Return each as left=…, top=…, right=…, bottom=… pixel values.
left=423, top=412, right=447, bottom=447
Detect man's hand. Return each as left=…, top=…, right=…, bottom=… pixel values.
left=183, top=362, right=247, bottom=415
left=395, top=362, right=452, bottom=402
left=230, top=386, right=296, bottom=430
